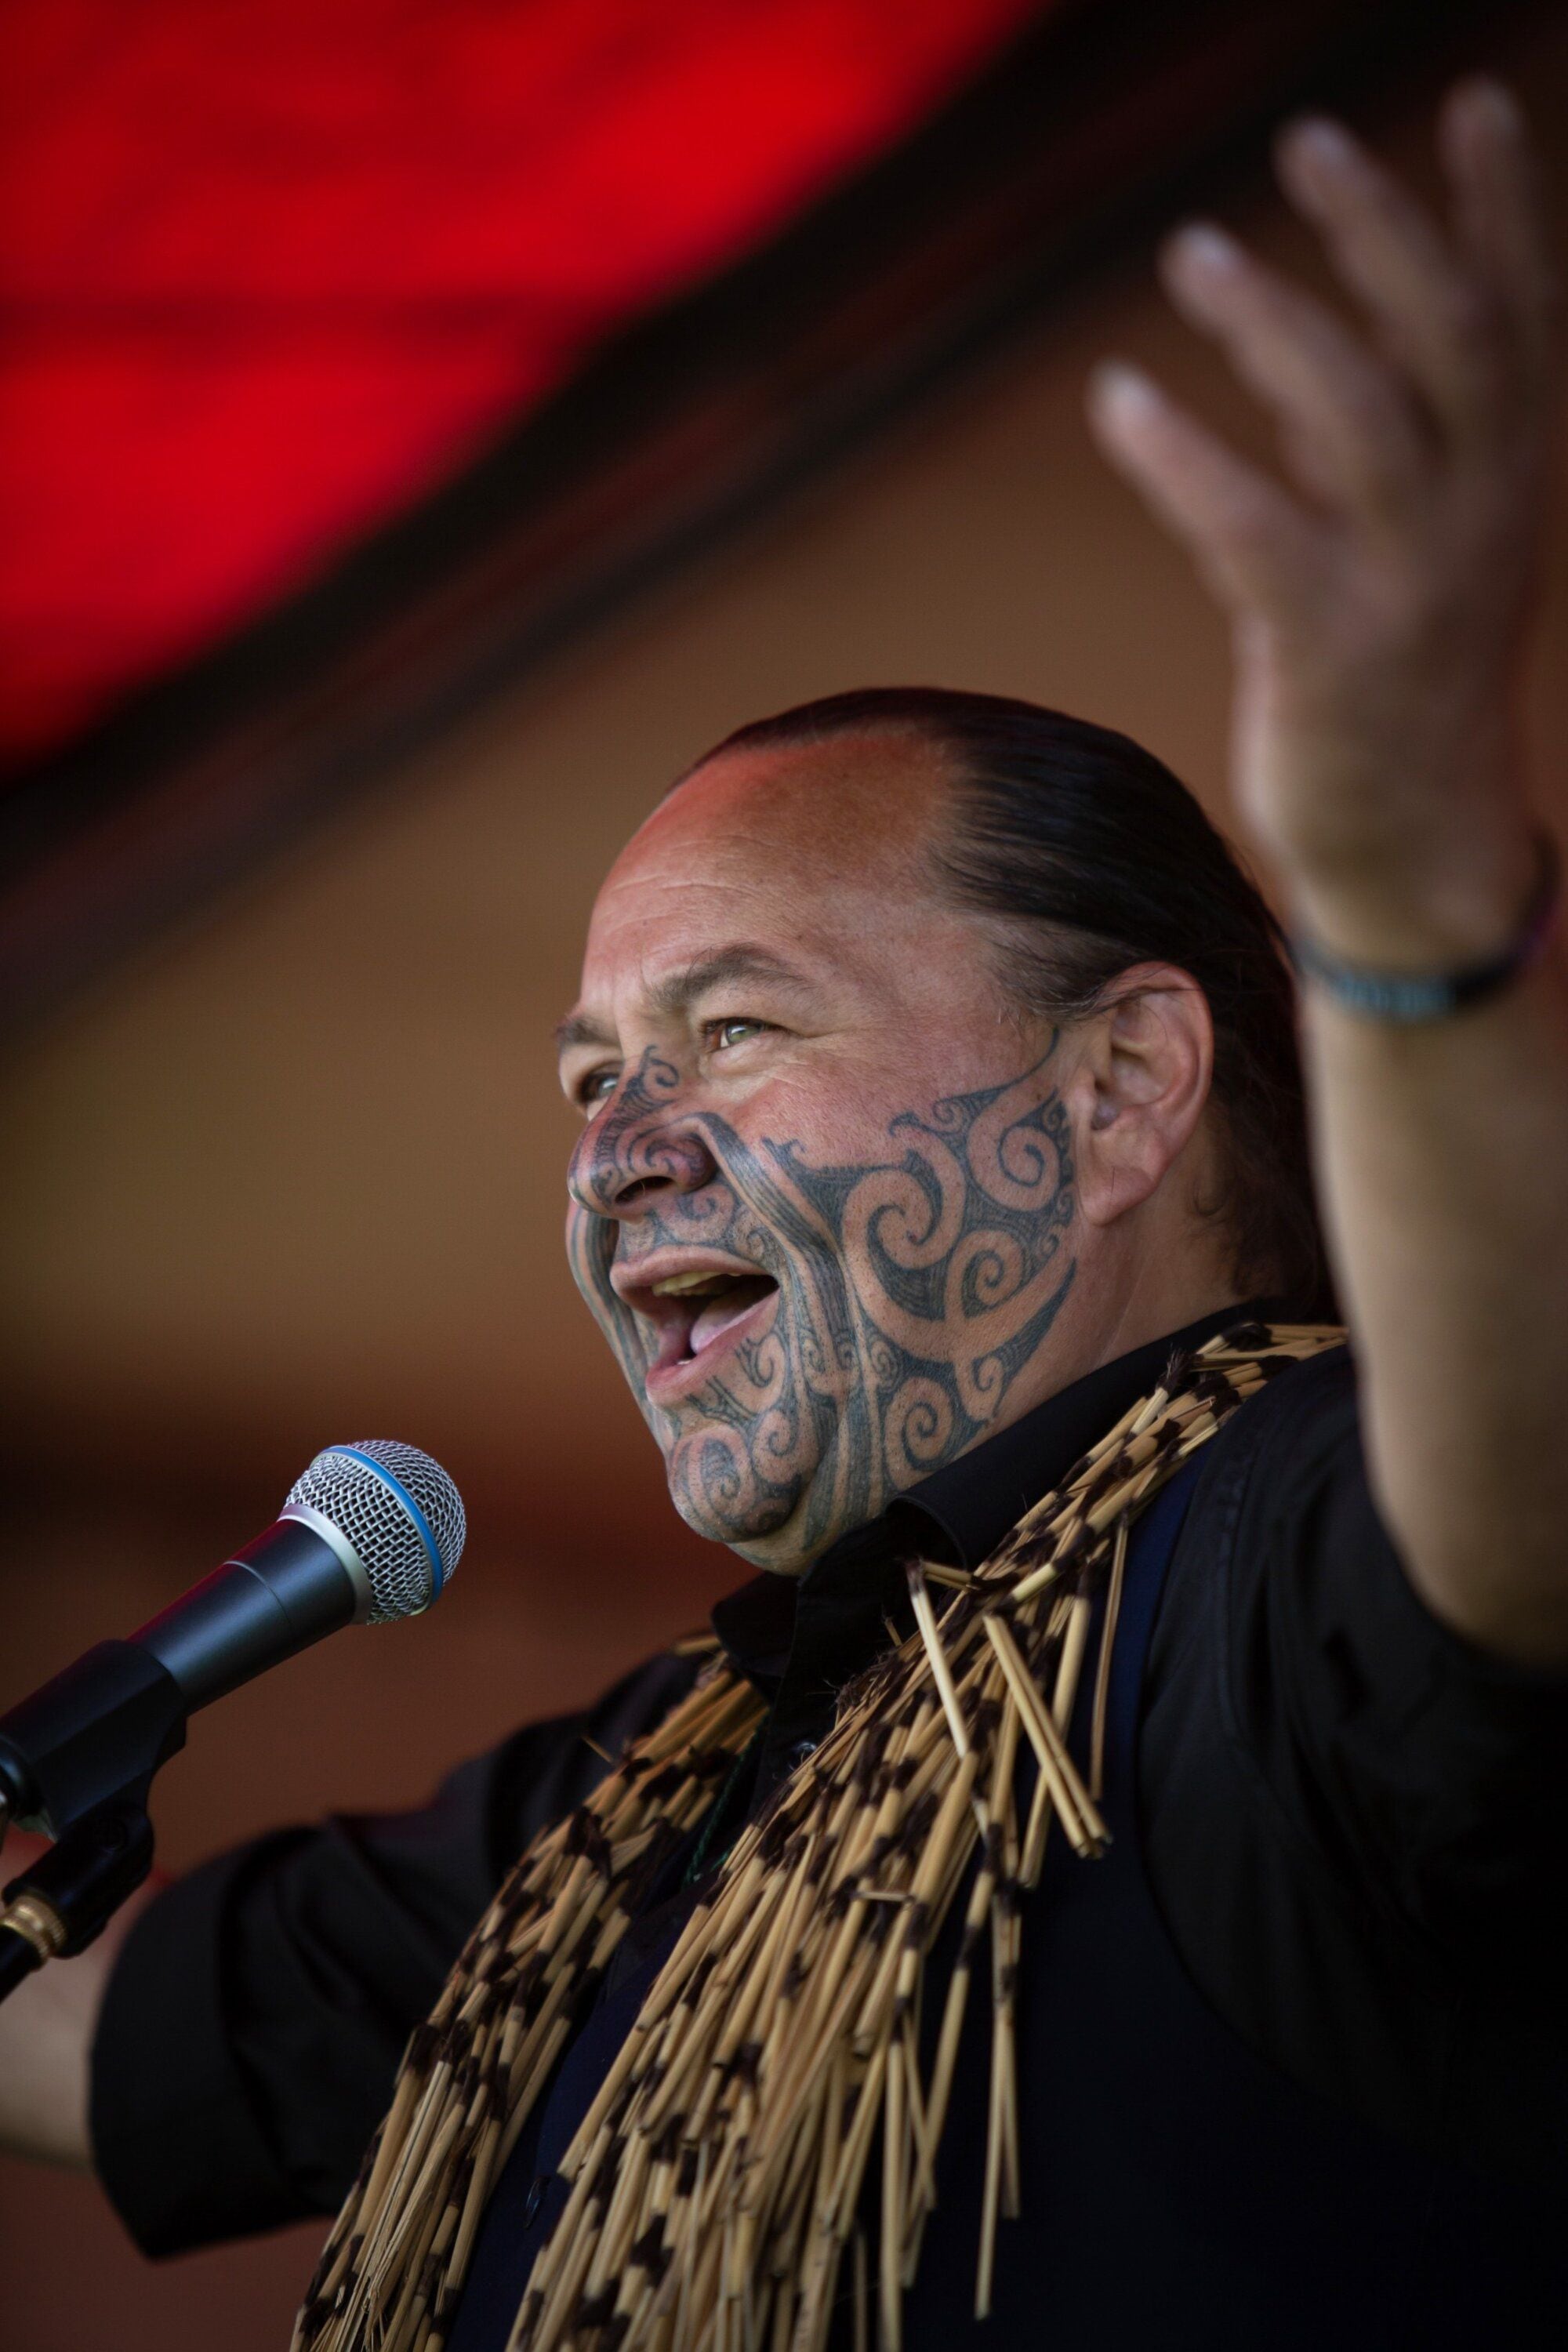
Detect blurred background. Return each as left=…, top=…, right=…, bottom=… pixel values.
left=3, top=1, right=1567, bottom=2343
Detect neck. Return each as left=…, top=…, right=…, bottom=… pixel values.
left=768, top=1252, right=1251, bottom=1580
left=950, top=1243, right=1250, bottom=1470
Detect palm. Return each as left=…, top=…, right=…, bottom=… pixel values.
left=1088, top=81, right=1557, bottom=957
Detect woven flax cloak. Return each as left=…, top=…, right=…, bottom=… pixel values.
left=293, top=1322, right=1344, bottom=2352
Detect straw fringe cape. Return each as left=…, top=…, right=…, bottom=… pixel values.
left=293, top=1322, right=1344, bottom=2352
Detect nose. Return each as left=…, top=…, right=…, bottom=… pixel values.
left=567, top=1048, right=720, bottom=1219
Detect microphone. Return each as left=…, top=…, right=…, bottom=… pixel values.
left=0, top=1439, right=466, bottom=1842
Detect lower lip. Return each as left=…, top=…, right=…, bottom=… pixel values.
left=643, top=1290, right=779, bottom=1404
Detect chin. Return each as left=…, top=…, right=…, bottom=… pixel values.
left=662, top=1433, right=818, bottom=1569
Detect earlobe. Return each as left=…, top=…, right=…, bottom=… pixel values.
left=1071, top=972, right=1214, bottom=1229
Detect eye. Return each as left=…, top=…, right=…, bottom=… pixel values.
left=575, top=1065, right=620, bottom=1111
left=705, top=1016, right=774, bottom=1054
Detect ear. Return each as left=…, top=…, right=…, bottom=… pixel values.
left=1064, top=964, right=1214, bottom=1230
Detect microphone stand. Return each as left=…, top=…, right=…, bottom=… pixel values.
left=0, top=1639, right=187, bottom=1838
left=0, top=1639, right=181, bottom=2002
left=0, top=1799, right=154, bottom=2004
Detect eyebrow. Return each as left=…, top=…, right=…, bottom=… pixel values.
left=554, top=943, right=815, bottom=1058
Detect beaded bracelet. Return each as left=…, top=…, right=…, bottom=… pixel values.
left=1289, top=829, right=1560, bottom=1022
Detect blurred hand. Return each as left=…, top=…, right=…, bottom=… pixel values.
left=1088, top=78, right=1559, bottom=964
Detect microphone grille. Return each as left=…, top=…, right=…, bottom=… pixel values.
left=284, top=1439, right=466, bottom=1624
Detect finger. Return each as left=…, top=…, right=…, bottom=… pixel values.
left=1086, top=361, right=1326, bottom=615
left=1276, top=114, right=1504, bottom=443
left=1439, top=78, right=1559, bottom=408
left=1160, top=219, right=1429, bottom=517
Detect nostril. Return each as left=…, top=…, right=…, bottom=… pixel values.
left=615, top=1175, right=666, bottom=1207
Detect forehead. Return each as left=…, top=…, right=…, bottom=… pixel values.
left=579, top=730, right=953, bottom=994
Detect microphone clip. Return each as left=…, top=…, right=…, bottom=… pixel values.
left=0, top=1639, right=187, bottom=1842
left=0, top=1798, right=156, bottom=2006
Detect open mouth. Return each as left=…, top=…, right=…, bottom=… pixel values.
left=619, top=1261, right=780, bottom=1388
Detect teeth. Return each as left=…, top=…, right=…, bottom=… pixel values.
left=650, top=1269, right=740, bottom=1298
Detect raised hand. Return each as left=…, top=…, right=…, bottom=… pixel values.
left=1088, top=79, right=1558, bottom=970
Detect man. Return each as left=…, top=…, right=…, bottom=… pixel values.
left=2, top=76, right=1566, bottom=2352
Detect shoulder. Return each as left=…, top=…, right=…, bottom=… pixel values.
left=1171, top=1338, right=1391, bottom=1619
left=1162, top=1339, right=1367, bottom=1628
left=1196, top=1337, right=1363, bottom=1507
left=452, top=1635, right=716, bottom=1875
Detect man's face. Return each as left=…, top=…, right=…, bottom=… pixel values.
left=557, top=732, right=1080, bottom=1573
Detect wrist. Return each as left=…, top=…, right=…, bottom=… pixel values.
left=1287, top=829, right=1559, bottom=1022
left=1279, top=814, right=1543, bottom=972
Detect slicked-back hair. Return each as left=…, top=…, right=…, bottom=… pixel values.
left=696, top=686, right=1327, bottom=1311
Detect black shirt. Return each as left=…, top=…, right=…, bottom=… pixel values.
left=89, top=1308, right=1568, bottom=2258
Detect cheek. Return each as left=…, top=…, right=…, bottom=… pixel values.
left=755, top=1030, right=1005, bottom=1163
left=733, top=1069, right=903, bottom=1181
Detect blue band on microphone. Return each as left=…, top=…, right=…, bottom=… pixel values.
left=330, top=1446, right=446, bottom=1596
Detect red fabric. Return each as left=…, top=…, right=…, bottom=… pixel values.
left=0, top=0, right=1044, bottom=762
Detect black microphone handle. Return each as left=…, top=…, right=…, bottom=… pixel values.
left=130, top=1515, right=361, bottom=1709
